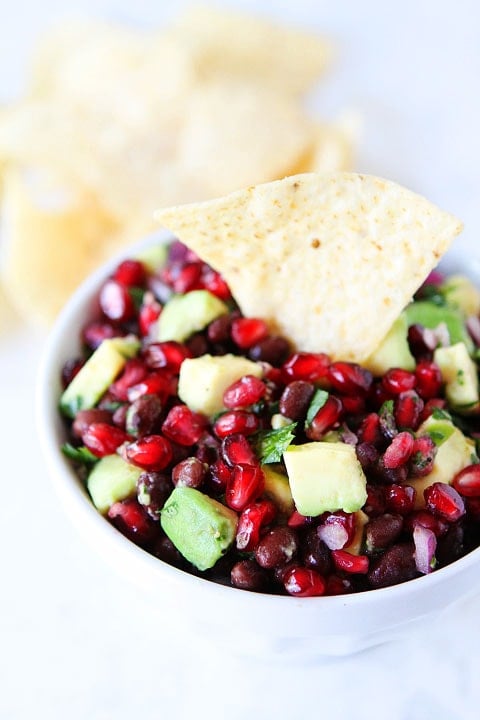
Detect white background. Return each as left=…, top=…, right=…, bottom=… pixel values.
left=1, top=1, right=480, bottom=719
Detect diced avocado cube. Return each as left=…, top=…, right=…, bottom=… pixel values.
left=60, top=337, right=138, bottom=418
left=405, top=300, right=473, bottom=353
left=157, top=290, right=228, bottom=342
left=178, top=353, right=263, bottom=415
left=409, top=423, right=476, bottom=509
left=262, top=466, right=294, bottom=514
left=434, top=342, right=479, bottom=410
left=363, top=313, right=415, bottom=376
left=440, top=274, right=480, bottom=316
left=135, top=243, right=167, bottom=273
left=160, top=487, right=238, bottom=571
left=87, top=454, right=142, bottom=514
left=417, top=414, right=455, bottom=447
left=283, top=441, right=368, bottom=516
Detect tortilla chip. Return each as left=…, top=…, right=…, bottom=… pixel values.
left=0, top=166, right=119, bottom=325
left=154, top=172, right=462, bottom=362
left=173, top=4, right=333, bottom=96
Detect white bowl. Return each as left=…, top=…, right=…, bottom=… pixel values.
left=36, top=231, right=480, bottom=660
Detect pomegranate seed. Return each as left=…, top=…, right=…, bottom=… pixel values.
left=225, top=464, right=265, bottom=511
left=466, top=497, right=480, bottom=520
left=72, top=408, right=113, bottom=438
left=453, top=464, right=480, bottom=497
left=406, top=509, right=449, bottom=538
left=110, top=358, right=148, bottom=401
left=221, top=433, right=257, bottom=467
left=236, top=500, right=277, bottom=551
left=162, top=405, right=207, bottom=446
left=325, top=575, right=353, bottom=595
left=124, top=434, right=173, bottom=471
left=317, top=511, right=355, bottom=549
left=382, top=368, right=416, bottom=396
left=99, top=280, right=135, bottom=323
left=201, top=267, right=231, bottom=300
left=82, top=422, right=130, bottom=457
left=331, top=549, right=369, bottom=574
left=419, top=397, right=447, bottom=422
left=282, top=352, right=330, bottom=383
left=138, top=301, right=162, bottom=337
left=108, top=499, right=158, bottom=547
left=370, top=381, right=391, bottom=410
left=363, top=484, right=386, bottom=516
left=328, top=362, right=373, bottom=396
left=172, top=457, right=207, bottom=488
left=113, top=259, right=146, bottom=287
left=424, top=482, right=466, bottom=522
left=394, top=390, right=424, bottom=430
left=127, top=372, right=176, bottom=403
left=230, top=317, right=268, bottom=349
left=172, top=262, right=203, bottom=293
left=340, top=395, right=365, bottom=415
left=143, top=342, right=192, bottom=374
left=284, top=567, right=326, bottom=597
left=383, top=431, right=415, bottom=469
left=408, top=324, right=437, bottom=359
left=287, top=510, right=313, bottom=528
left=305, top=395, right=342, bottom=440
left=213, top=410, right=260, bottom=439
left=409, top=435, right=437, bottom=477
left=223, top=375, right=266, bottom=408
left=358, top=413, right=382, bottom=445
left=415, top=360, right=443, bottom=399
left=82, top=321, right=121, bottom=350
left=384, top=484, right=416, bottom=515
left=208, top=459, right=232, bottom=493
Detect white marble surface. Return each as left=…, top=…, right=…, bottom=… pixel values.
left=1, top=1, right=480, bottom=718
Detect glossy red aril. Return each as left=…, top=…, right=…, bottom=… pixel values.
left=113, top=259, right=146, bottom=287
left=236, top=500, right=277, bottom=551
left=223, top=375, right=266, bottom=408
left=306, top=395, right=343, bottom=440
left=317, top=511, right=355, bottom=549
left=424, top=482, right=466, bottom=522
left=225, top=464, right=265, bottom=511
left=162, top=405, right=207, bottom=446
left=138, top=300, right=162, bottom=337
left=358, top=413, right=382, bottom=445
left=383, top=431, right=415, bottom=469
left=283, top=567, right=326, bottom=597
left=331, top=549, right=369, bottom=574
left=221, top=433, right=257, bottom=467
left=110, top=358, right=148, bottom=401
left=415, top=360, right=443, bottom=399
left=282, top=352, right=330, bottom=383
left=419, top=398, right=447, bottom=422
left=143, top=341, right=191, bottom=373
left=231, top=317, right=268, bottom=349
left=172, top=262, right=203, bottom=293
left=381, top=368, right=416, bottom=395
left=124, top=434, right=173, bottom=471
left=208, top=459, right=232, bottom=493
left=287, top=510, right=313, bottom=528
left=201, top=267, right=231, bottom=300
left=328, top=362, right=373, bottom=396
left=82, top=321, right=121, bottom=350
left=408, top=435, right=436, bottom=477
left=384, top=484, right=416, bottom=515
left=73, top=408, right=113, bottom=438
left=325, top=575, right=353, bottom=596
left=406, top=509, right=448, bottom=538
left=82, top=422, right=130, bottom=457
left=452, top=464, right=480, bottom=497
left=108, top=499, right=157, bottom=547
left=394, top=390, right=424, bottom=430
left=213, top=410, right=260, bottom=439
left=127, top=372, right=176, bottom=403
left=99, top=279, right=135, bottom=322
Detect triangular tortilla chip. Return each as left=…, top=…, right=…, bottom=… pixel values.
left=154, top=172, right=463, bottom=362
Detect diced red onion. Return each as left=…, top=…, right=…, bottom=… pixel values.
left=318, top=522, right=349, bottom=550
left=413, top=524, right=437, bottom=574
left=466, top=316, right=480, bottom=347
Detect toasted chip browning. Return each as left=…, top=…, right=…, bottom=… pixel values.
left=155, top=172, right=462, bottom=362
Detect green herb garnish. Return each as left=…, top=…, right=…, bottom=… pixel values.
left=305, top=389, right=329, bottom=428
left=62, top=443, right=98, bottom=464
left=255, top=423, right=297, bottom=464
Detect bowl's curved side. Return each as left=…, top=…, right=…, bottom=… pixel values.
left=36, top=234, right=480, bottom=658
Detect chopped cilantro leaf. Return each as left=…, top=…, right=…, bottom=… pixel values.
left=62, top=443, right=98, bottom=464
left=431, top=407, right=452, bottom=421
left=255, top=423, right=297, bottom=464
left=305, top=389, right=329, bottom=428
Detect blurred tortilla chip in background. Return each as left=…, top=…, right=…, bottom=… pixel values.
left=0, top=5, right=357, bottom=326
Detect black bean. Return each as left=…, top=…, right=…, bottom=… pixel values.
left=279, top=381, right=315, bottom=420
left=368, top=543, right=418, bottom=588
left=126, top=394, right=164, bottom=436
left=365, top=513, right=404, bottom=553
left=137, top=472, right=172, bottom=519
left=172, top=457, right=207, bottom=488
left=231, top=560, right=270, bottom=592
left=255, top=526, right=299, bottom=569
left=301, top=527, right=332, bottom=575
left=248, top=336, right=290, bottom=365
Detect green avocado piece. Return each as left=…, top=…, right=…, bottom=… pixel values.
left=417, top=414, right=456, bottom=447
left=363, top=313, right=415, bottom=376
left=135, top=243, right=167, bottom=273
left=87, top=454, right=142, bottom=514
left=157, top=290, right=228, bottom=342
left=262, top=466, right=294, bottom=514
left=434, top=342, right=480, bottom=411
left=440, top=274, right=480, bottom=316
left=405, top=300, right=473, bottom=353
left=283, top=441, right=367, bottom=516
left=160, top=487, right=238, bottom=571
left=60, top=336, right=139, bottom=418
